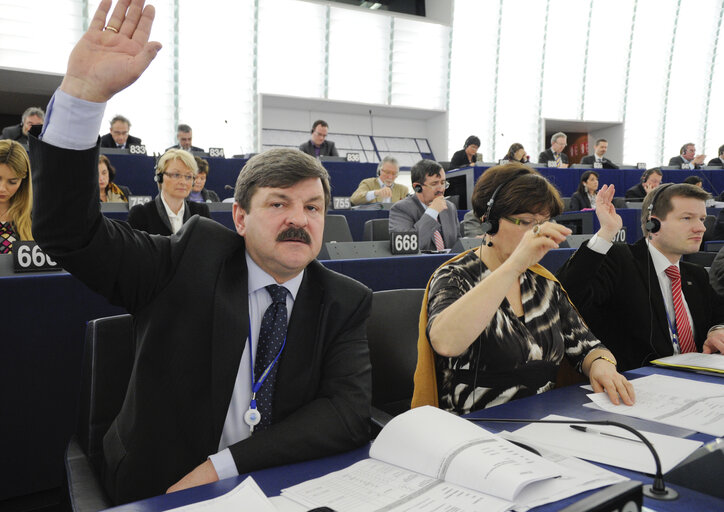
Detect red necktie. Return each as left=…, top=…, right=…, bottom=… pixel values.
left=433, top=229, right=444, bottom=251
left=664, top=266, right=696, bottom=353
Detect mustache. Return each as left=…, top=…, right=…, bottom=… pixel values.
left=276, top=227, right=311, bottom=244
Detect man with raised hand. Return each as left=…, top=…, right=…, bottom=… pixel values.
left=31, top=0, right=371, bottom=504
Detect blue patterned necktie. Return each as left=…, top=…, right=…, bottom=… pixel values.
left=254, top=284, right=288, bottom=430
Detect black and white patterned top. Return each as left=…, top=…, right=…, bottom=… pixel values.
left=427, top=250, right=603, bottom=415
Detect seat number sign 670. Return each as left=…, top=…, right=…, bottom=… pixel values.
left=390, top=231, right=419, bottom=255
left=12, top=242, right=62, bottom=272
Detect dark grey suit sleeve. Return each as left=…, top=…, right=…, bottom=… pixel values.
left=389, top=200, right=439, bottom=251
left=329, top=141, right=339, bottom=157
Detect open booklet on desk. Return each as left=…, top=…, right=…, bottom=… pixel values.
left=279, top=406, right=626, bottom=512
left=651, top=352, right=724, bottom=376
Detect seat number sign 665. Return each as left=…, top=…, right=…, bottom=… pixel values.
left=390, top=231, right=419, bottom=255
left=12, top=242, right=62, bottom=272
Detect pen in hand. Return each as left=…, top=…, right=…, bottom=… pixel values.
left=570, top=425, right=644, bottom=444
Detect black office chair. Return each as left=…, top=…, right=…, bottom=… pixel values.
left=682, top=251, right=717, bottom=267
left=323, top=214, right=353, bottom=243
left=65, top=314, right=135, bottom=512
left=367, top=289, right=424, bottom=429
left=363, top=218, right=390, bottom=241
left=702, top=215, right=717, bottom=247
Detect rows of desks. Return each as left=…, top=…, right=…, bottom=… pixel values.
left=106, top=366, right=724, bottom=511
left=96, top=154, right=724, bottom=205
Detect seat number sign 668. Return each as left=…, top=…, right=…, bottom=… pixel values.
left=12, top=242, right=62, bottom=272
left=390, top=231, right=419, bottom=255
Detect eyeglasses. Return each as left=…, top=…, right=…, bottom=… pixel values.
left=503, top=216, right=550, bottom=229
left=164, top=172, right=195, bottom=182
left=422, top=180, right=450, bottom=190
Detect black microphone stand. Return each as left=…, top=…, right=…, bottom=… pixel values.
left=468, top=417, right=678, bottom=500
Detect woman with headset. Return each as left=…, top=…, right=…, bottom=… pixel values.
left=0, top=140, right=32, bottom=253
left=413, top=163, right=634, bottom=414
left=127, top=149, right=210, bottom=235
left=450, top=135, right=481, bottom=169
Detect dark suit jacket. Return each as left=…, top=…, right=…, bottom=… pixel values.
left=624, top=183, right=647, bottom=200
left=668, top=155, right=701, bottom=169
left=569, top=191, right=592, bottom=210
left=127, top=195, right=210, bottom=236
left=713, top=208, right=724, bottom=240
left=1, top=124, right=27, bottom=144
left=580, top=155, right=619, bottom=169
left=388, top=195, right=460, bottom=251
left=707, top=157, right=724, bottom=166
left=557, top=238, right=724, bottom=371
left=298, top=140, right=338, bottom=157
left=100, top=133, right=142, bottom=148
left=450, top=149, right=473, bottom=169
left=30, top=138, right=372, bottom=504
left=538, top=148, right=569, bottom=166
left=165, top=143, right=205, bottom=153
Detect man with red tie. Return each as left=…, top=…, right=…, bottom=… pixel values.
left=557, top=183, right=724, bottom=371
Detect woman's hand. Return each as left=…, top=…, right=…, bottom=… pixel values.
left=589, top=359, right=635, bottom=406
left=505, top=222, right=571, bottom=274
left=61, top=0, right=162, bottom=103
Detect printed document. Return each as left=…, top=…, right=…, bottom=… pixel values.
left=586, top=374, right=724, bottom=436
left=281, top=406, right=626, bottom=512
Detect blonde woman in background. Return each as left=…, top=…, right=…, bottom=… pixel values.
left=0, top=140, right=32, bottom=253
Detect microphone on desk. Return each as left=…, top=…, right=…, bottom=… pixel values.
left=467, top=416, right=679, bottom=501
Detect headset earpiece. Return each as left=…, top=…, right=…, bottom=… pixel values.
left=645, top=183, right=673, bottom=235
left=413, top=183, right=422, bottom=193
left=154, top=173, right=163, bottom=183
left=480, top=169, right=529, bottom=236
left=645, top=217, right=661, bottom=234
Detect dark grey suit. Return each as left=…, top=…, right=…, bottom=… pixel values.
left=668, top=155, right=701, bottom=169
left=389, top=195, right=460, bottom=250
left=538, top=148, right=569, bottom=166
left=100, top=133, right=142, bottom=148
left=31, top=137, right=372, bottom=505
left=1, top=124, right=27, bottom=144
left=299, top=140, right=338, bottom=158
left=580, top=155, right=619, bottom=169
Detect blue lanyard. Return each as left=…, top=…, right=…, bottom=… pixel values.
left=247, top=320, right=287, bottom=412
left=663, top=306, right=681, bottom=351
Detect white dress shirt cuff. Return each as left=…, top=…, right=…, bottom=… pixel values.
left=365, top=190, right=377, bottom=202
left=41, top=89, right=106, bottom=150
left=208, top=449, right=239, bottom=480
left=586, top=233, right=613, bottom=255
left=424, top=207, right=440, bottom=220
left=708, top=325, right=724, bottom=334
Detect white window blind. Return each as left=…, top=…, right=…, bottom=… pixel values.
left=0, top=0, right=82, bottom=73
left=390, top=17, right=449, bottom=111
left=257, top=0, right=326, bottom=98
left=178, top=0, right=256, bottom=156
left=327, top=6, right=390, bottom=105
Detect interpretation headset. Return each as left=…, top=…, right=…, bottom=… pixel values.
left=413, top=183, right=423, bottom=193
left=644, top=183, right=674, bottom=234
left=153, top=172, right=163, bottom=183
left=479, top=169, right=531, bottom=236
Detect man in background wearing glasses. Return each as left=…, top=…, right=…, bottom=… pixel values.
left=350, top=156, right=409, bottom=206
left=389, top=159, right=460, bottom=251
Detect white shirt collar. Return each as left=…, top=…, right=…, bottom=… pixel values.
left=245, top=252, right=303, bottom=299
left=647, top=239, right=679, bottom=275
left=160, top=193, right=185, bottom=234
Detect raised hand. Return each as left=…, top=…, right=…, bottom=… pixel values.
left=506, top=221, right=572, bottom=274
left=61, top=0, right=162, bottom=103
left=594, top=184, right=622, bottom=240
